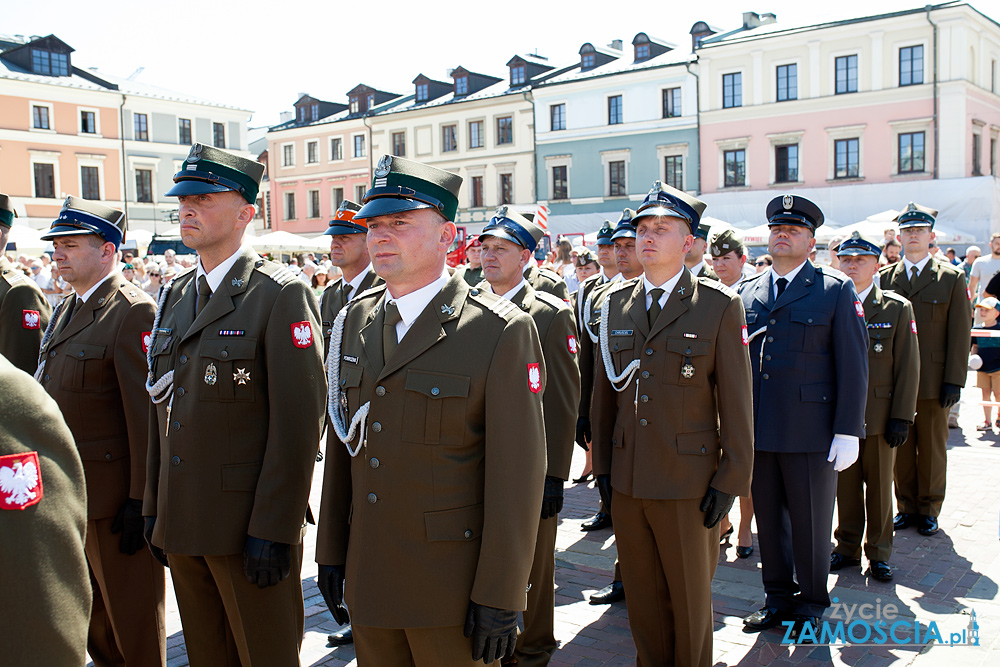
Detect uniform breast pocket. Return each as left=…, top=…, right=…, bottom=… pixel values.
left=402, top=370, right=470, bottom=446
left=789, top=309, right=832, bottom=354
left=61, top=342, right=107, bottom=392
left=609, top=336, right=635, bottom=370
left=665, top=338, right=712, bottom=386
left=868, top=333, right=893, bottom=358
left=921, top=292, right=949, bottom=322
left=338, top=364, right=364, bottom=421
left=200, top=338, right=258, bottom=403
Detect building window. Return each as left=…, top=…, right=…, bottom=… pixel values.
left=582, top=53, right=595, bottom=70
left=353, top=135, right=366, bottom=158
left=178, top=118, right=191, bottom=144
left=136, top=169, right=153, bottom=203
left=471, top=176, right=484, bottom=207
left=392, top=132, right=406, bottom=157
left=898, top=132, right=925, bottom=173
left=297, top=106, right=306, bottom=123
left=416, top=83, right=429, bottom=103
left=311, top=104, right=319, bottom=121
left=455, top=76, right=468, bottom=96
left=665, top=156, right=683, bottom=190
left=265, top=192, right=272, bottom=228
left=134, top=113, right=149, bottom=141
left=635, top=43, right=650, bottom=62
left=332, top=187, right=344, bottom=209
left=834, top=138, right=860, bottom=178
left=365, top=94, right=374, bottom=110
left=355, top=184, right=367, bottom=202
left=724, top=150, right=746, bottom=187
left=550, top=104, right=566, bottom=131
left=993, top=60, right=998, bottom=94
left=34, top=163, right=55, bottom=198
left=330, top=137, right=343, bottom=161
left=973, top=133, right=982, bottom=176
left=31, top=49, right=68, bottom=76
left=608, top=95, right=623, bottom=125
left=442, top=125, right=457, bottom=152
left=496, top=117, right=513, bottom=145
left=499, top=173, right=513, bottom=205
left=776, top=64, right=797, bottom=101
left=608, top=161, right=626, bottom=196
left=80, top=110, right=96, bottom=134
left=308, top=190, right=320, bottom=218
left=723, top=73, right=742, bottom=108
left=552, top=166, right=568, bottom=200
left=282, top=144, right=295, bottom=167
left=32, top=105, right=50, bottom=129
left=469, top=120, right=484, bottom=148
left=775, top=145, right=799, bottom=183
left=511, top=65, right=526, bottom=86
left=662, top=88, right=681, bottom=118
left=307, top=141, right=319, bottom=164
left=836, top=55, right=858, bottom=94
left=349, top=98, right=359, bottom=114
left=284, top=192, right=296, bottom=220
left=81, top=166, right=100, bottom=200
left=213, top=123, right=225, bottom=148
left=992, top=137, right=997, bottom=176
left=899, top=45, right=923, bottom=86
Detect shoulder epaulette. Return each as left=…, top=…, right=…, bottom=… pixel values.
left=881, top=289, right=911, bottom=305
left=815, top=264, right=849, bottom=283
left=2, top=269, right=27, bottom=286
left=697, top=277, right=737, bottom=298
left=355, top=284, right=386, bottom=302
left=533, top=289, right=571, bottom=312
left=469, top=288, right=520, bottom=321
left=117, top=281, right=151, bottom=304
left=537, top=267, right=563, bottom=282
left=255, top=261, right=298, bottom=286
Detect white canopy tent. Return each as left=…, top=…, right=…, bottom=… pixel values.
left=4, top=224, right=47, bottom=254
left=247, top=231, right=316, bottom=253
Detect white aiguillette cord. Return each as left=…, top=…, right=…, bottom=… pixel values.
left=33, top=296, right=70, bottom=382
left=599, top=288, right=639, bottom=393
left=327, top=305, right=370, bottom=457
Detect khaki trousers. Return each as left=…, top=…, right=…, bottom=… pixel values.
left=353, top=624, right=500, bottom=667
left=513, top=514, right=557, bottom=666
left=612, top=491, right=716, bottom=667
left=894, top=398, right=948, bottom=517
left=835, top=434, right=896, bottom=562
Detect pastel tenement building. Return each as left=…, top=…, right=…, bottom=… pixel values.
left=0, top=33, right=253, bottom=234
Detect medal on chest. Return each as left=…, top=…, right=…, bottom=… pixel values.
left=874, top=340, right=884, bottom=353
left=681, top=360, right=695, bottom=379
left=204, top=362, right=218, bottom=385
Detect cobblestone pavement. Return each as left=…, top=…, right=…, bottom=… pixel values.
left=95, top=372, right=1000, bottom=666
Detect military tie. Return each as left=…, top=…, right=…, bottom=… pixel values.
left=775, top=277, right=788, bottom=300
left=65, top=295, right=82, bottom=322
left=910, top=265, right=919, bottom=285
left=341, top=283, right=353, bottom=308
left=382, top=300, right=401, bottom=364
left=197, top=275, right=212, bottom=315
left=647, top=288, right=664, bottom=328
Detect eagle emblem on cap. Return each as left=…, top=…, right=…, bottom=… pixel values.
left=782, top=195, right=794, bottom=210
left=187, top=144, right=204, bottom=163
left=63, top=196, right=73, bottom=208
left=374, top=155, right=392, bottom=177
left=851, top=231, right=861, bottom=240
left=904, top=202, right=918, bottom=213
left=650, top=180, right=663, bottom=194
left=495, top=205, right=508, bottom=218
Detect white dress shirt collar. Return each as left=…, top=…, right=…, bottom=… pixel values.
left=643, top=268, right=685, bottom=309
left=197, top=245, right=247, bottom=294
left=385, top=272, right=450, bottom=341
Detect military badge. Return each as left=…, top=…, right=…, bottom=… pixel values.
left=22, top=310, right=40, bottom=329
left=0, top=451, right=43, bottom=511
left=374, top=155, right=392, bottom=177
left=187, top=144, right=203, bottom=163
left=141, top=331, right=152, bottom=354
left=495, top=205, right=508, bottom=219
left=527, top=362, right=542, bottom=394
left=232, top=277, right=244, bottom=288
left=234, top=368, right=250, bottom=385
left=291, top=321, right=313, bottom=348
left=782, top=194, right=794, bottom=210
left=567, top=335, right=578, bottom=354
left=441, top=304, right=455, bottom=315
left=681, top=363, right=695, bottom=379
left=874, top=341, right=884, bottom=353
left=854, top=301, right=865, bottom=318
left=741, top=325, right=749, bottom=346
left=204, top=363, right=218, bottom=386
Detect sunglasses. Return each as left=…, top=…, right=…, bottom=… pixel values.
left=755, top=261, right=769, bottom=266
left=150, top=273, right=161, bottom=277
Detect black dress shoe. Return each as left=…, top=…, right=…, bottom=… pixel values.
left=869, top=561, right=893, bottom=581
left=581, top=512, right=612, bottom=531
left=917, top=515, right=939, bottom=536
left=829, top=553, right=861, bottom=571
left=736, top=546, right=754, bottom=559
left=743, top=606, right=791, bottom=632
left=720, top=526, right=734, bottom=544
left=589, top=580, right=625, bottom=604
left=893, top=512, right=916, bottom=530
left=327, top=625, right=353, bottom=645
left=789, top=615, right=820, bottom=643
left=573, top=472, right=594, bottom=483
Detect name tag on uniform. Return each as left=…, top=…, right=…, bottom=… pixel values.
left=155, top=327, right=172, bottom=335
left=343, top=355, right=358, bottom=364
left=867, top=322, right=892, bottom=329
left=683, top=333, right=698, bottom=339
left=611, top=330, right=633, bottom=336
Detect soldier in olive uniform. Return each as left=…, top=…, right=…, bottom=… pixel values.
left=0, top=194, right=51, bottom=374
left=317, top=156, right=546, bottom=666
left=880, top=203, right=972, bottom=536
left=144, top=144, right=325, bottom=666
left=1, top=353, right=91, bottom=666
left=592, top=182, right=753, bottom=666
left=832, top=233, right=920, bottom=582
left=524, top=259, right=570, bottom=301
left=455, top=235, right=484, bottom=286
left=37, top=197, right=165, bottom=666
left=480, top=208, right=580, bottom=667
left=684, top=222, right=719, bottom=281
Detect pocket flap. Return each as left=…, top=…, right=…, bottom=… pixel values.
left=221, top=462, right=262, bottom=492
left=152, top=336, right=173, bottom=356
left=800, top=383, right=834, bottom=403
left=425, top=504, right=484, bottom=542
left=202, top=338, right=257, bottom=361
left=790, top=310, right=831, bottom=327
left=745, top=311, right=758, bottom=324
left=921, top=292, right=946, bottom=305
left=610, top=337, right=634, bottom=352
left=339, top=364, right=364, bottom=389
left=874, top=386, right=893, bottom=398
left=666, top=338, right=712, bottom=356
left=405, top=370, right=470, bottom=399
left=676, top=430, right=720, bottom=455
left=65, top=342, right=106, bottom=360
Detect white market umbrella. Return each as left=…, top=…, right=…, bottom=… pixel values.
left=248, top=231, right=316, bottom=252
left=5, top=224, right=46, bottom=253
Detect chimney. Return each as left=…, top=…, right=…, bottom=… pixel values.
left=760, top=13, right=777, bottom=25
left=609, top=39, right=623, bottom=51
left=742, top=12, right=761, bottom=29
left=279, top=111, right=294, bottom=123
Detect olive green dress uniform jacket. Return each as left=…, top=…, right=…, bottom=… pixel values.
left=696, top=264, right=719, bottom=282
left=574, top=272, right=606, bottom=424
left=38, top=274, right=155, bottom=518
left=0, top=256, right=51, bottom=374
left=455, top=264, right=484, bottom=287
left=144, top=250, right=325, bottom=555
left=0, top=354, right=90, bottom=666
left=524, top=263, right=570, bottom=302
left=878, top=258, right=971, bottom=398
left=320, top=269, right=382, bottom=357
left=863, top=286, right=920, bottom=434
left=592, top=271, right=754, bottom=499
left=317, top=273, right=547, bottom=628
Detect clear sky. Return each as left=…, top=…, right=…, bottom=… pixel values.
left=4, top=0, right=977, bottom=127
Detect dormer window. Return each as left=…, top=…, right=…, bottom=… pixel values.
left=635, top=43, right=649, bottom=62
left=510, top=65, right=525, bottom=86
left=367, top=94, right=375, bottom=109
left=349, top=97, right=359, bottom=114
left=311, top=104, right=319, bottom=121
left=32, top=48, right=68, bottom=76
left=296, top=106, right=306, bottom=122
left=455, top=76, right=468, bottom=96
left=416, top=83, right=429, bottom=102
left=582, top=53, right=595, bottom=70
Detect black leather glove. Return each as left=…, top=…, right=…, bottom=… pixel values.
left=885, top=418, right=911, bottom=449
left=541, top=476, right=564, bottom=520
left=142, top=516, right=169, bottom=568
left=111, top=498, right=145, bottom=555
left=243, top=536, right=291, bottom=588
left=940, top=383, right=962, bottom=409
left=317, top=564, right=350, bottom=625
left=596, top=474, right=613, bottom=512
left=699, top=487, right=736, bottom=529
left=575, top=417, right=591, bottom=451
left=463, top=601, right=518, bottom=664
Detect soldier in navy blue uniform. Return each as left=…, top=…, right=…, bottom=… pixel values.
left=739, top=195, right=868, bottom=640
